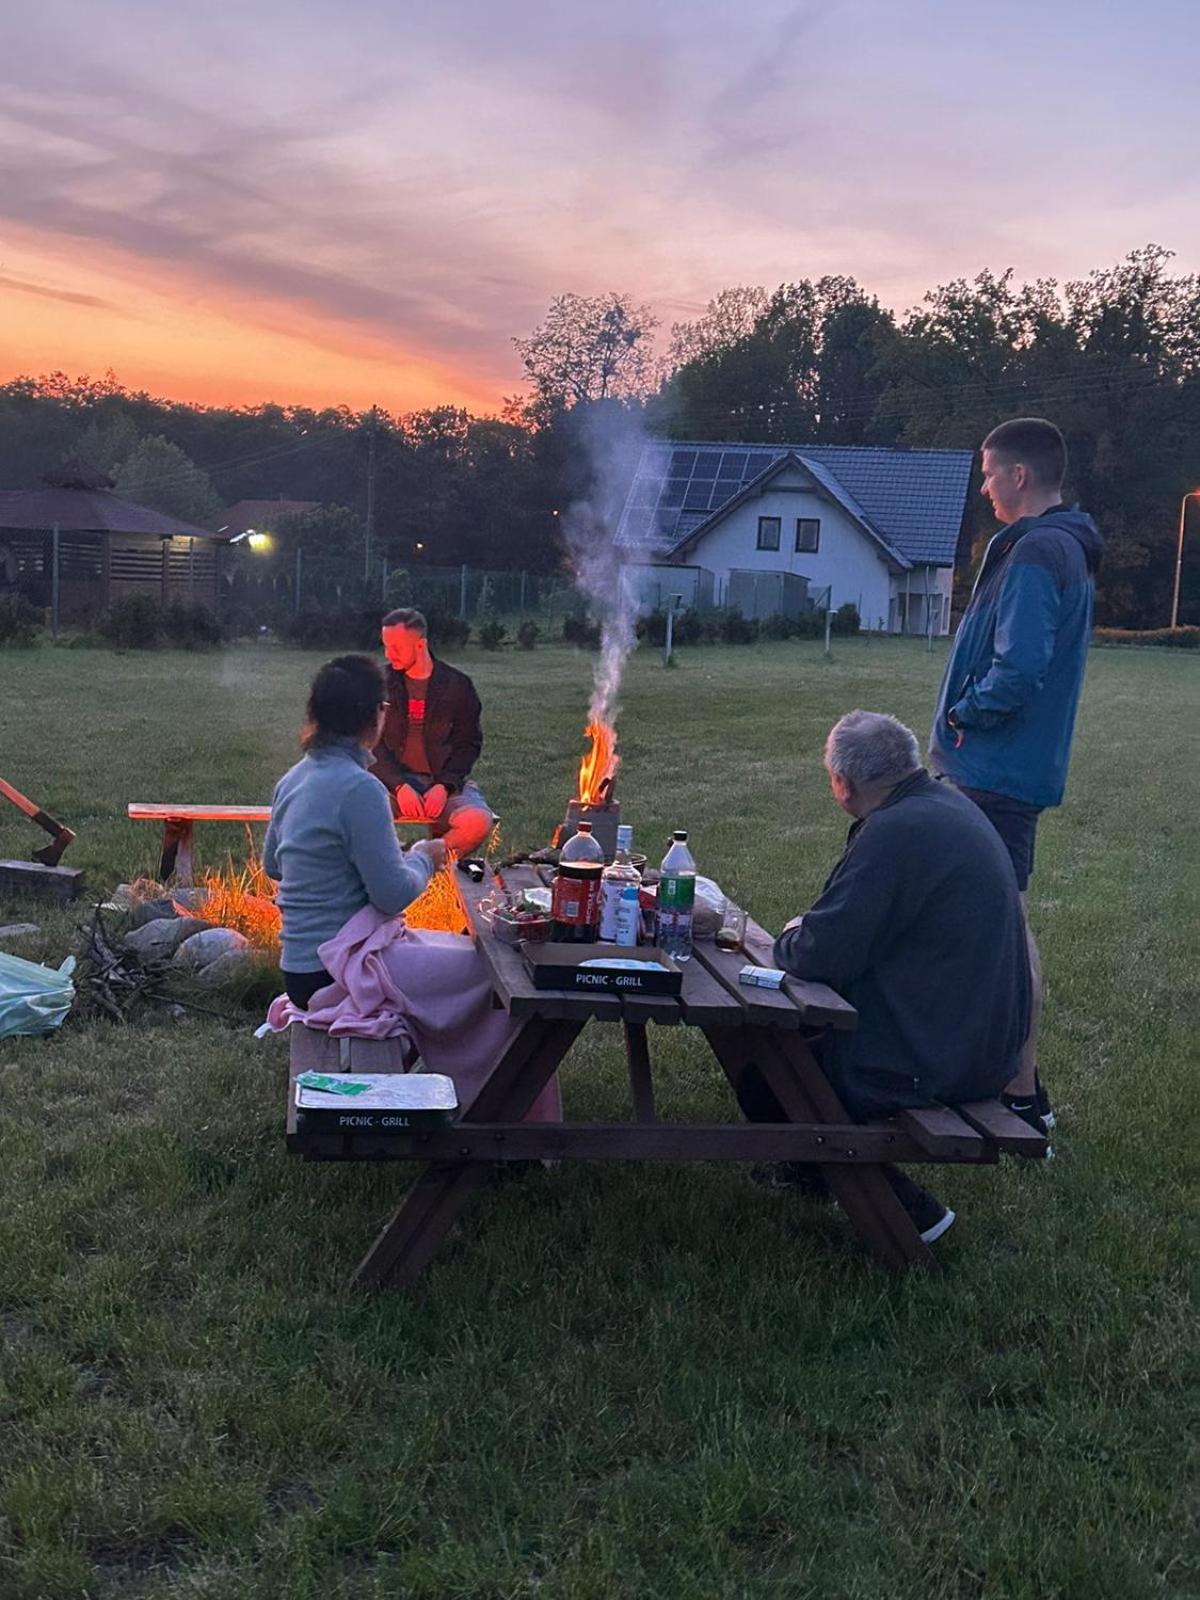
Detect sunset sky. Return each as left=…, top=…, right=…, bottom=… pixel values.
left=3, top=0, right=1198, bottom=416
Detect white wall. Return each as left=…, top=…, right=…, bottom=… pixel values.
left=679, top=463, right=895, bottom=626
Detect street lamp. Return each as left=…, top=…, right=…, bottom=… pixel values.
left=1170, top=491, right=1200, bottom=629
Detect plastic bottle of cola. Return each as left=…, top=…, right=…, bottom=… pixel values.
left=598, top=824, right=642, bottom=943
left=551, top=820, right=605, bottom=942
left=655, top=830, right=697, bottom=962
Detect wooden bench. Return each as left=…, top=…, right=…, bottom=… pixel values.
left=127, top=802, right=428, bottom=884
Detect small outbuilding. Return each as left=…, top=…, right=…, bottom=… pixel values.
left=0, top=463, right=227, bottom=624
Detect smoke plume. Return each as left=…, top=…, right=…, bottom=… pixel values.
left=562, top=405, right=657, bottom=731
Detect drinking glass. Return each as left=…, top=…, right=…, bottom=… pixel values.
left=715, top=898, right=747, bottom=951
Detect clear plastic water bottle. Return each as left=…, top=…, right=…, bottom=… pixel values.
left=655, top=830, right=697, bottom=962
left=598, top=824, right=641, bottom=942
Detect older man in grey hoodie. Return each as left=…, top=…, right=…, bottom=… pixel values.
left=741, top=710, right=1031, bottom=1244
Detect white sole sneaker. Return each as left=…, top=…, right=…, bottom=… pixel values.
left=920, top=1207, right=957, bottom=1245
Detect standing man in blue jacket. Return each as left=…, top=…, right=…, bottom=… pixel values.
left=929, top=417, right=1103, bottom=1131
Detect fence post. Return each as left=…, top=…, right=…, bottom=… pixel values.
left=519, top=570, right=527, bottom=613
left=665, top=592, right=683, bottom=667
left=824, top=605, right=832, bottom=658
left=459, top=563, right=468, bottom=620
left=51, top=523, right=60, bottom=639
left=295, top=547, right=303, bottom=614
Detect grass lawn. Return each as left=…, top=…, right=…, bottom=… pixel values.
left=0, top=636, right=1196, bottom=1599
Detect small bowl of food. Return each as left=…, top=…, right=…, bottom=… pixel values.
left=491, top=908, right=553, bottom=945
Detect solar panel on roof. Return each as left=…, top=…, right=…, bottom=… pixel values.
left=615, top=439, right=971, bottom=565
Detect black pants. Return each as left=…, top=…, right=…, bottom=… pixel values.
left=734, top=1058, right=937, bottom=1209
left=282, top=967, right=333, bottom=1008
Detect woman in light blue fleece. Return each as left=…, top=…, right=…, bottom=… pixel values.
left=263, top=655, right=446, bottom=1006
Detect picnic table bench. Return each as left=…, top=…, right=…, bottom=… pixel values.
left=127, top=802, right=428, bottom=884
left=286, top=863, right=1046, bottom=1288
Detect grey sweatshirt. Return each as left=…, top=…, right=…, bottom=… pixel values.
left=263, top=738, right=435, bottom=972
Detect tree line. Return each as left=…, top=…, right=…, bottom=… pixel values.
left=2, top=244, right=1197, bottom=624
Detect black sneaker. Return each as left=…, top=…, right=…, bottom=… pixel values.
left=1001, top=1092, right=1054, bottom=1147
left=1035, top=1074, right=1056, bottom=1130
left=887, top=1170, right=956, bottom=1244
left=750, top=1162, right=830, bottom=1198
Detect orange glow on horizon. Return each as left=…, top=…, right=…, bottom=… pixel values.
left=0, top=228, right=507, bottom=415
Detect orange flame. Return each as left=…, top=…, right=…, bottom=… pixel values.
left=576, top=720, right=618, bottom=805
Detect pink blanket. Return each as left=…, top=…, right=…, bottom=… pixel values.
left=264, top=906, right=562, bottom=1121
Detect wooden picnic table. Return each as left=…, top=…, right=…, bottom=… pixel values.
left=287, top=863, right=1046, bottom=1289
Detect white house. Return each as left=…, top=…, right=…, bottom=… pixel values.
left=615, top=441, right=973, bottom=635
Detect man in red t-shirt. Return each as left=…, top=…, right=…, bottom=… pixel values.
left=371, top=608, right=494, bottom=857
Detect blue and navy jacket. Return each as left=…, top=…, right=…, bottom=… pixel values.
left=929, top=507, right=1103, bottom=808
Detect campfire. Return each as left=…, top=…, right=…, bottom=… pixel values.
left=555, top=719, right=622, bottom=860
left=577, top=719, right=618, bottom=807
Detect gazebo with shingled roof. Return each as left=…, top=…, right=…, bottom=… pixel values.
left=0, top=462, right=229, bottom=624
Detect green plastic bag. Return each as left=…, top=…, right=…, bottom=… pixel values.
left=0, top=950, right=76, bottom=1038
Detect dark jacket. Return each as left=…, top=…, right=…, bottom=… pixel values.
left=929, top=506, right=1103, bottom=807
left=774, top=771, right=1030, bottom=1114
left=372, top=657, right=483, bottom=796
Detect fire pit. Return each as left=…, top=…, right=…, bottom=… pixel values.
left=557, top=720, right=621, bottom=861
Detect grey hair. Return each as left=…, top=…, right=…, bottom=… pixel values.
left=824, top=710, right=921, bottom=791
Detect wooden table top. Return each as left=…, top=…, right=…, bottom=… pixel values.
left=464, top=863, right=856, bottom=1033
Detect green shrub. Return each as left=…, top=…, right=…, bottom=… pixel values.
left=279, top=606, right=386, bottom=651
left=0, top=593, right=40, bottom=646
left=427, top=611, right=470, bottom=651
left=100, top=592, right=161, bottom=649
left=715, top=608, right=759, bottom=645
left=478, top=618, right=507, bottom=650
left=161, top=602, right=223, bottom=649
left=564, top=613, right=601, bottom=648
left=637, top=610, right=667, bottom=647
left=830, top=602, right=861, bottom=635
left=516, top=619, right=540, bottom=650
left=383, top=567, right=414, bottom=609
left=1093, top=626, right=1200, bottom=649
left=760, top=612, right=824, bottom=641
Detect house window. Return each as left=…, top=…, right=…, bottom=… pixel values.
left=756, top=516, right=781, bottom=551
left=795, top=518, right=820, bottom=553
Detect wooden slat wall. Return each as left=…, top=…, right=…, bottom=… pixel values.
left=2, top=530, right=221, bottom=615
left=108, top=535, right=219, bottom=607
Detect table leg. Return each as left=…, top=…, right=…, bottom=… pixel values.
left=703, top=1026, right=934, bottom=1273
left=353, top=1016, right=583, bottom=1289
left=159, top=818, right=194, bottom=885
left=623, top=1021, right=656, bottom=1123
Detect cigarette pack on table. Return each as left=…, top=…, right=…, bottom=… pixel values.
left=738, top=964, right=786, bottom=990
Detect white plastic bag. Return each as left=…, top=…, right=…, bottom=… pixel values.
left=0, top=950, right=76, bottom=1038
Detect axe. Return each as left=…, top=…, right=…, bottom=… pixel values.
left=0, top=775, right=76, bottom=866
